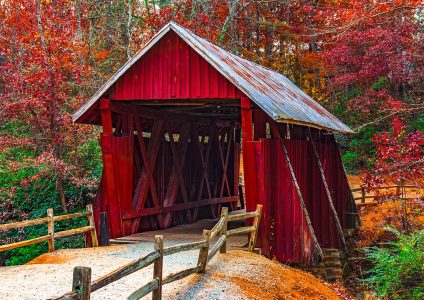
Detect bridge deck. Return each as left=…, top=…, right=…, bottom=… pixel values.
left=111, top=211, right=248, bottom=249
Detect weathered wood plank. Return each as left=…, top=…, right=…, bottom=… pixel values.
left=0, top=211, right=91, bottom=231
left=54, top=212, right=91, bottom=222
left=248, top=204, right=263, bottom=252
left=127, top=279, right=159, bottom=300
left=72, top=266, right=91, bottom=300
left=152, top=235, right=163, bottom=300
left=219, top=207, right=229, bottom=253
left=227, top=211, right=259, bottom=222
left=162, top=265, right=203, bottom=285
left=91, top=250, right=160, bottom=292
left=210, top=217, right=225, bottom=240
left=163, top=240, right=207, bottom=256
left=207, top=235, right=226, bottom=262
left=86, top=205, right=99, bottom=247
left=197, top=230, right=210, bottom=272
left=0, top=235, right=51, bottom=253
left=47, top=208, right=54, bottom=252
left=0, top=218, right=48, bottom=231
left=54, top=226, right=94, bottom=239
left=226, top=226, right=256, bottom=237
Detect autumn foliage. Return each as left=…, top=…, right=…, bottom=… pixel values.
left=0, top=0, right=423, bottom=267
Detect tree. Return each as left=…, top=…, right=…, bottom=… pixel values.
left=0, top=0, right=97, bottom=212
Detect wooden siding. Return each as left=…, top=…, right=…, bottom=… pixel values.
left=112, top=31, right=243, bottom=101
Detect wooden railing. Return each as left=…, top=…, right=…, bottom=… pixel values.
left=54, top=204, right=263, bottom=300
left=351, top=185, right=423, bottom=204
left=0, top=205, right=98, bottom=253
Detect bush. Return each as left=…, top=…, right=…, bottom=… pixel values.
left=363, top=227, right=424, bottom=299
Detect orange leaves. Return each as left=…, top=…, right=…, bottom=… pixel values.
left=94, top=50, right=110, bottom=60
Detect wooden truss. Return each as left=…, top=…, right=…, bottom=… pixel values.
left=99, top=100, right=240, bottom=237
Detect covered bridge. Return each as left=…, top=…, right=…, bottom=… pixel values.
left=73, top=22, right=359, bottom=265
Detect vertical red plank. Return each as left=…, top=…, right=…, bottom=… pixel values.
left=209, top=64, right=219, bottom=98
left=176, top=35, right=181, bottom=98
left=218, top=73, right=227, bottom=98
left=164, top=34, right=171, bottom=98
left=253, top=110, right=266, bottom=140
left=180, top=38, right=189, bottom=98
left=201, top=58, right=209, bottom=98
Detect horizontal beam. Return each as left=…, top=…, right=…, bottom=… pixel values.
left=0, top=235, right=51, bottom=253
left=227, top=211, right=259, bottom=222
left=54, top=212, right=91, bottom=222
left=123, top=196, right=238, bottom=220
left=54, top=226, right=93, bottom=239
left=0, top=212, right=91, bottom=231
left=351, top=185, right=423, bottom=192
left=163, top=240, right=207, bottom=256
left=226, top=226, right=256, bottom=237
left=162, top=196, right=238, bottom=213
left=127, top=279, right=159, bottom=300
left=0, top=218, right=48, bottom=231
left=162, top=265, right=203, bottom=285
left=91, top=250, right=160, bottom=292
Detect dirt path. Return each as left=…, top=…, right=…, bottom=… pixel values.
left=0, top=246, right=341, bottom=299
left=0, top=218, right=341, bottom=299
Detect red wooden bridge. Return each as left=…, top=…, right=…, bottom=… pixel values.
left=73, top=22, right=359, bottom=266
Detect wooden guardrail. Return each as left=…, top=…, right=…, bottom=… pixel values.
left=54, top=204, right=263, bottom=300
left=0, top=205, right=98, bottom=253
left=351, top=185, right=423, bottom=203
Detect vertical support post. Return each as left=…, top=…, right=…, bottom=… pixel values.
left=219, top=207, right=229, bottom=253
left=197, top=229, right=211, bottom=272
left=361, top=186, right=366, bottom=203
left=99, top=98, right=122, bottom=238
left=152, top=235, right=163, bottom=300
left=99, top=212, right=110, bottom=246
left=72, top=266, right=91, bottom=300
left=86, top=204, right=98, bottom=247
left=248, top=204, right=263, bottom=252
left=47, top=208, right=54, bottom=252
left=240, top=96, right=255, bottom=212
left=238, top=185, right=245, bottom=209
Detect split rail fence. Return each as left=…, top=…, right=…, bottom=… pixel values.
left=54, top=204, right=263, bottom=300
left=351, top=185, right=423, bottom=204
left=0, top=205, right=98, bottom=253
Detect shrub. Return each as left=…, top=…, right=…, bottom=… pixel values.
left=363, top=227, right=424, bottom=299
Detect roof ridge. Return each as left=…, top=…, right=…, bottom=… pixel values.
left=73, top=21, right=352, bottom=133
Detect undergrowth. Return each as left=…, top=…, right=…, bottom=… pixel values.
left=363, top=227, right=424, bottom=299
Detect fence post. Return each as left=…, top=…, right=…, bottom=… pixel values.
left=47, top=208, right=54, bottom=252
left=197, top=229, right=211, bottom=273
left=361, top=186, right=366, bottom=203
left=99, top=212, right=110, bottom=246
left=248, top=204, right=263, bottom=252
left=152, top=235, right=163, bottom=300
left=72, top=266, right=91, bottom=300
left=219, top=207, right=229, bottom=253
left=86, top=205, right=98, bottom=247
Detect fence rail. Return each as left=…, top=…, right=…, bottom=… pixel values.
left=351, top=185, right=423, bottom=203
left=0, top=205, right=98, bottom=253
left=53, top=204, right=263, bottom=300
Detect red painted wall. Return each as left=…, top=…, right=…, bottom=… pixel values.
left=112, top=31, right=243, bottom=101
left=243, top=123, right=357, bottom=264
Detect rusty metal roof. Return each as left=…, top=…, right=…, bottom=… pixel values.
left=73, top=22, right=352, bottom=133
